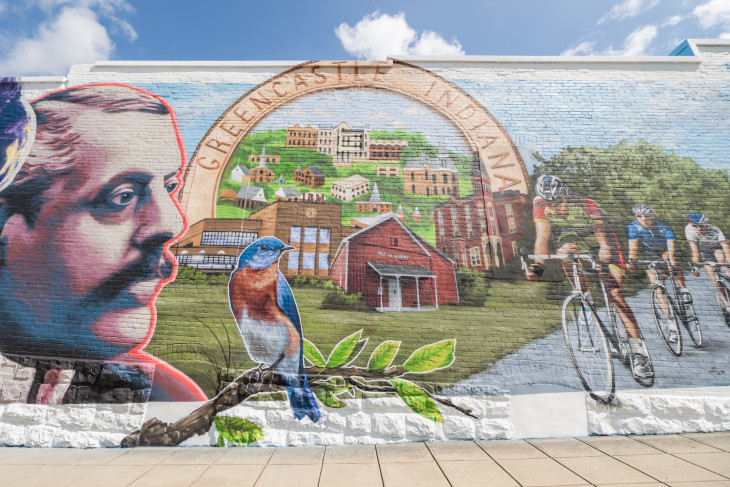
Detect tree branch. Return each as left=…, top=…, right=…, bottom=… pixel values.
left=121, top=365, right=476, bottom=447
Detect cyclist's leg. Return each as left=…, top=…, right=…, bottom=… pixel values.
left=606, top=267, right=639, bottom=339
left=714, top=249, right=730, bottom=308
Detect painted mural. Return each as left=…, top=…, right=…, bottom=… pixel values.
left=1, top=53, right=730, bottom=447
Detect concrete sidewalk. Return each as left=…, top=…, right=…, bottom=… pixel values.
left=0, top=432, right=728, bottom=487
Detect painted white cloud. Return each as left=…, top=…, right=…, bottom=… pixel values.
left=598, top=0, right=660, bottom=24
left=561, top=24, right=658, bottom=56
left=661, top=15, right=684, bottom=27
left=335, top=11, right=464, bottom=60
left=693, top=0, right=730, bottom=38
left=0, top=0, right=135, bottom=76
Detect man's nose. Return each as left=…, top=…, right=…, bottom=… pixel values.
left=136, top=187, right=185, bottom=245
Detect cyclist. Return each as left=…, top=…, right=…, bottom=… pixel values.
left=627, top=204, right=691, bottom=342
left=527, top=175, right=652, bottom=379
left=685, top=213, right=730, bottom=312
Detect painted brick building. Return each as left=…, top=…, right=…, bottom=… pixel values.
left=403, top=151, right=460, bottom=197
left=293, top=166, right=325, bottom=188
left=286, top=124, right=318, bottom=148
left=330, top=216, right=458, bottom=311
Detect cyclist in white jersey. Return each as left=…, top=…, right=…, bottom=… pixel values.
left=685, top=213, right=730, bottom=308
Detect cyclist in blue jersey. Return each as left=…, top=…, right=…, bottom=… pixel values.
left=627, top=204, right=690, bottom=343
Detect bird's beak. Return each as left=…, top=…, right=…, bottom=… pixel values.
left=282, top=245, right=295, bottom=252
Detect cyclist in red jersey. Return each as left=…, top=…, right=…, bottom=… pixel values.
left=527, top=175, right=652, bottom=379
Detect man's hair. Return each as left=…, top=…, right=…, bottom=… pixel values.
left=0, top=84, right=170, bottom=227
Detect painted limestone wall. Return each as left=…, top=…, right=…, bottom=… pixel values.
left=0, top=39, right=729, bottom=447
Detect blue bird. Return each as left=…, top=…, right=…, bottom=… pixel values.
left=228, top=236, right=321, bottom=422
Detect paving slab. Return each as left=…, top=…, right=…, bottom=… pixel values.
left=128, top=464, right=209, bottom=487
left=0, top=447, right=127, bottom=465
left=319, top=463, right=382, bottom=487
left=214, top=447, right=275, bottom=465
left=631, top=434, right=724, bottom=454
left=438, top=459, right=519, bottom=487
left=675, top=452, right=730, bottom=477
left=615, top=453, right=726, bottom=483
left=667, top=482, right=730, bottom=487
left=107, top=447, right=175, bottom=465
left=324, top=444, right=378, bottom=464
left=161, top=447, right=224, bottom=464
left=528, top=438, right=603, bottom=458
left=268, top=446, right=324, bottom=465
left=557, top=455, right=656, bottom=485
left=0, top=465, right=85, bottom=487
left=477, top=440, right=548, bottom=459
left=495, top=457, right=589, bottom=486
left=61, top=465, right=153, bottom=487
left=190, top=464, right=265, bottom=487
left=254, top=464, right=321, bottom=487
left=377, top=442, right=433, bottom=463
left=426, top=441, right=490, bottom=461
left=579, top=436, right=663, bottom=456
left=680, top=433, right=730, bottom=453
left=380, top=461, right=450, bottom=487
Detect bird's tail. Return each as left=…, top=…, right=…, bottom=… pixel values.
left=284, top=372, right=322, bottom=423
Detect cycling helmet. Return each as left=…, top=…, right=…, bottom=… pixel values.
left=687, top=212, right=709, bottom=224
left=632, top=204, right=654, bottom=216
left=535, top=175, right=568, bottom=201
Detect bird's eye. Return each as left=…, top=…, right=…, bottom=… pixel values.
left=259, top=244, right=268, bottom=250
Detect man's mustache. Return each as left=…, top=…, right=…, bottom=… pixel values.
left=81, top=248, right=174, bottom=306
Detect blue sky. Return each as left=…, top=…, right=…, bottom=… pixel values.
left=1, top=0, right=729, bottom=75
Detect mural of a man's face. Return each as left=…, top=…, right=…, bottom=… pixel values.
left=0, top=104, right=185, bottom=359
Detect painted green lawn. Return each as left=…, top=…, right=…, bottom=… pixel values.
left=149, top=279, right=562, bottom=398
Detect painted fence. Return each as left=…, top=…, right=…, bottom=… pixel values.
left=0, top=39, right=729, bottom=447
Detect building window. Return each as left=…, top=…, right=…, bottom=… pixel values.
left=302, top=252, right=315, bottom=269
left=443, top=174, right=449, bottom=184
left=320, top=228, right=331, bottom=244
left=451, top=207, right=459, bottom=237
left=426, top=187, right=430, bottom=196
left=465, top=206, right=473, bottom=238
left=439, top=227, right=445, bottom=240
left=288, top=251, right=300, bottom=270
left=432, top=174, right=436, bottom=182
left=437, top=211, right=444, bottom=225
left=290, top=226, right=302, bottom=243
left=201, top=231, right=258, bottom=247
left=512, top=241, right=519, bottom=258
left=390, top=237, right=399, bottom=247
left=506, top=204, right=517, bottom=233
left=304, top=227, right=317, bottom=243
left=318, top=253, right=329, bottom=270
left=412, top=184, right=416, bottom=194
left=424, top=171, right=429, bottom=180
left=453, top=245, right=460, bottom=265
left=470, top=247, right=481, bottom=267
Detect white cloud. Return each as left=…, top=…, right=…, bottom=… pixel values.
left=598, top=0, right=660, bottom=24
left=693, top=0, right=730, bottom=37
left=0, top=1, right=6, bottom=14
left=662, top=15, right=684, bottom=27
left=335, top=11, right=464, bottom=60
left=0, top=0, right=135, bottom=76
left=561, top=24, right=658, bottom=56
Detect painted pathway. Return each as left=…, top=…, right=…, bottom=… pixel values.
left=444, top=274, right=730, bottom=396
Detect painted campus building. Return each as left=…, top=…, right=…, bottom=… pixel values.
left=331, top=216, right=458, bottom=311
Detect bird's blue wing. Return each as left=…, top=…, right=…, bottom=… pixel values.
left=277, top=272, right=302, bottom=334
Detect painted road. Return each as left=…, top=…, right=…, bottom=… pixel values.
left=444, top=274, right=730, bottom=396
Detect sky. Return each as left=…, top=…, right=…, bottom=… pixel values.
left=0, top=0, right=729, bottom=76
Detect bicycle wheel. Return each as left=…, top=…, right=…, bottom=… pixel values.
left=717, top=279, right=730, bottom=328
left=606, top=303, right=629, bottom=365
left=651, top=285, right=682, bottom=356
left=681, top=302, right=702, bottom=347
left=562, top=294, right=614, bottom=404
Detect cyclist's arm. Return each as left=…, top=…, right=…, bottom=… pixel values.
left=721, top=241, right=730, bottom=261
left=688, top=240, right=700, bottom=264
left=627, top=238, right=638, bottom=271
left=667, top=239, right=677, bottom=266
left=527, top=221, right=551, bottom=281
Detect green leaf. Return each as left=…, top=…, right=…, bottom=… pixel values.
left=390, top=378, right=442, bottom=423
left=402, top=339, right=456, bottom=373
left=302, top=339, right=326, bottom=368
left=314, top=387, right=346, bottom=408
left=215, top=434, right=225, bottom=447
left=344, top=338, right=369, bottom=366
left=214, top=416, right=264, bottom=444
left=367, top=340, right=401, bottom=372
left=326, top=329, right=363, bottom=368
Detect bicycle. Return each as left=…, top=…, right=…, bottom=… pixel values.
left=692, top=261, right=730, bottom=328
left=637, top=259, right=701, bottom=356
left=521, top=252, right=654, bottom=404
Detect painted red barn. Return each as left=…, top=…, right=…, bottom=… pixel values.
left=330, top=216, right=458, bottom=311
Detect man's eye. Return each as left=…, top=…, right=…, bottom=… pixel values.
left=166, top=180, right=179, bottom=194
left=107, top=186, right=138, bottom=209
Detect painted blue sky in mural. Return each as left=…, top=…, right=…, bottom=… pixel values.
left=139, top=80, right=730, bottom=174
left=1, top=1, right=729, bottom=76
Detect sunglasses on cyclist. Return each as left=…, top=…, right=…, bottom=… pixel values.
left=635, top=214, right=654, bottom=218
